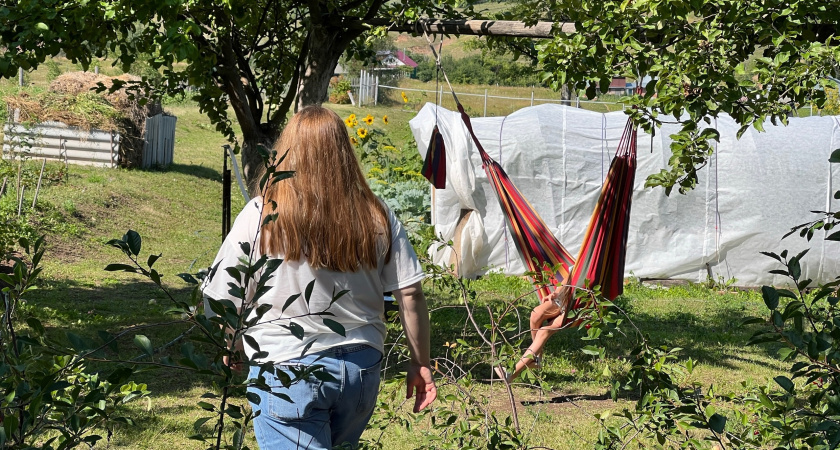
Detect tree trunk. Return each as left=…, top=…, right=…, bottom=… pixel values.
left=561, top=84, right=576, bottom=107
left=242, top=133, right=275, bottom=197
left=296, top=25, right=362, bottom=109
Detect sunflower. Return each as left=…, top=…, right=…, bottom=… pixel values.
left=357, top=127, right=368, bottom=138
left=350, top=137, right=359, bottom=146
left=345, top=114, right=358, bottom=127
left=382, top=115, right=389, bottom=125
left=344, top=117, right=354, bottom=127
left=363, top=114, right=374, bottom=125
left=401, top=92, right=409, bottom=103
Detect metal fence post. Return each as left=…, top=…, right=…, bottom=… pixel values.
left=374, top=76, right=379, bottom=106
left=18, top=67, right=23, bottom=87
left=530, top=91, right=534, bottom=106
left=484, top=89, right=488, bottom=117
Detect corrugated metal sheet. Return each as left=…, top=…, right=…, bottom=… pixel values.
left=142, top=114, right=177, bottom=168
left=2, top=121, right=120, bottom=168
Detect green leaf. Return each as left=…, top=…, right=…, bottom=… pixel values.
left=774, top=375, right=795, bottom=393
left=147, top=253, right=161, bottom=267
left=322, top=319, right=345, bottom=337
left=304, top=279, right=316, bottom=302
left=777, top=347, right=796, bottom=360
left=708, top=413, right=727, bottom=433
left=790, top=258, right=802, bottom=281
left=581, top=345, right=602, bottom=356
left=289, top=322, right=304, bottom=340
left=177, top=273, right=198, bottom=284
left=26, top=317, right=45, bottom=336
left=282, top=294, right=300, bottom=312
left=762, top=286, right=779, bottom=310
left=104, top=263, right=137, bottom=272
left=66, top=332, right=88, bottom=352
left=829, top=149, right=840, bottom=163
left=124, top=230, right=142, bottom=256
left=134, top=335, right=154, bottom=356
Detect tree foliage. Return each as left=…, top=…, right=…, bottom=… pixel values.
left=0, top=0, right=473, bottom=186
left=533, top=0, right=840, bottom=194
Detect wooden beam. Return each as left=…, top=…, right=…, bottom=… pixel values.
left=360, top=19, right=575, bottom=38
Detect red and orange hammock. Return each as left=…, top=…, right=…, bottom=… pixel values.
left=422, top=100, right=638, bottom=321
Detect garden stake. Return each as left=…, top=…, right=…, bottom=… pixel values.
left=31, top=158, right=46, bottom=209
left=17, top=185, right=25, bottom=217
left=0, top=176, right=7, bottom=197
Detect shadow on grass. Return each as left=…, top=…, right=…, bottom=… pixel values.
left=24, top=277, right=222, bottom=395
left=153, top=162, right=222, bottom=181
left=416, top=292, right=782, bottom=387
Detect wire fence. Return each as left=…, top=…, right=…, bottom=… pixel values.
left=349, top=69, right=622, bottom=116
left=348, top=70, right=826, bottom=118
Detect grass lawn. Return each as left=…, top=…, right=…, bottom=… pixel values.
left=0, top=63, right=793, bottom=449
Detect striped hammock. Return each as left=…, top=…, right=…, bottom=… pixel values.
left=428, top=103, right=638, bottom=318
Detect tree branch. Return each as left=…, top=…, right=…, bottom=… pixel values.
left=350, top=18, right=575, bottom=38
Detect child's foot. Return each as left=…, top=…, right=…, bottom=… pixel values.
left=521, top=349, right=542, bottom=370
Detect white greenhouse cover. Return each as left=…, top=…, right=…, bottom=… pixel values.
left=409, top=103, right=840, bottom=287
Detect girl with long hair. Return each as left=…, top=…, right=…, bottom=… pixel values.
left=203, top=105, right=436, bottom=449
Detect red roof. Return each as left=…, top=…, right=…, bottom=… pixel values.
left=395, top=50, right=418, bottom=68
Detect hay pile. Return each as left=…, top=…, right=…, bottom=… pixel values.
left=5, top=72, right=165, bottom=168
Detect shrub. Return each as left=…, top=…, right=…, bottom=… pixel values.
left=329, top=76, right=352, bottom=104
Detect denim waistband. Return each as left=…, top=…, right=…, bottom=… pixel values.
left=322, top=344, right=376, bottom=356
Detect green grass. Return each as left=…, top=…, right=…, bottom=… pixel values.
left=0, top=58, right=793, bottom=449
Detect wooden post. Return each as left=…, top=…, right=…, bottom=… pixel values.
left=221, top=146, right=232, bottom=242
left=31, top=159, right=46, bottom=208
left=17, top=185, right=25, bottom=216
left=374, top=76, right=379, bottom=106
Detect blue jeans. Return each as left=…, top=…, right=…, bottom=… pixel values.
left=248, top=344, right=383, bottom=450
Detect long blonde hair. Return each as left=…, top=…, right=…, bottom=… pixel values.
left=259, top=106, right=390, bottom=271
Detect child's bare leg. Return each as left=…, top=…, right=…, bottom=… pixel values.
left=530, top=301, right=562, bottom=341
left=507, top=310, right=566, bottom=382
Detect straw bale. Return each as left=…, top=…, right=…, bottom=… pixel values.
left=6, top=71, right=166, bottom=168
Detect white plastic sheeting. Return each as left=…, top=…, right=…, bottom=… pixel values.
left=409, top=103, right=840, bottom=287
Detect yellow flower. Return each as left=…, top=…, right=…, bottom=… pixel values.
left=363, top=114, right=374, bottom=125
left=344, top=117, right=354, bottom=127
left=350, top=137, right=358, bottom=146
left=382, top=115, right=389, bottom=124
left=357, top=128, right=368, bottom=138
left=345, top=114, right=358, bottom=127
left=401, top=92, right=409, bottom=103
left=348, top=114, right=356, bottom=121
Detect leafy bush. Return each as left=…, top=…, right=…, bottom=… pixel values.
left=822, top=87, right=840, bottom=116
left=329, top=76, right=352, bottom=104
left=369, top=179, right=430, bottom=230
left=0, top=160, right=76, bottom=257
left=0, top=237, right=149, bottom=449
left=45, top=59, right=63, bottom=81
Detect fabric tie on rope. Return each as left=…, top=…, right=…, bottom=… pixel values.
left=422, top=125, right=446, bottom=189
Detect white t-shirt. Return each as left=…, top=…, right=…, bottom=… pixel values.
left=201, top=197, right=425, bottom=363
